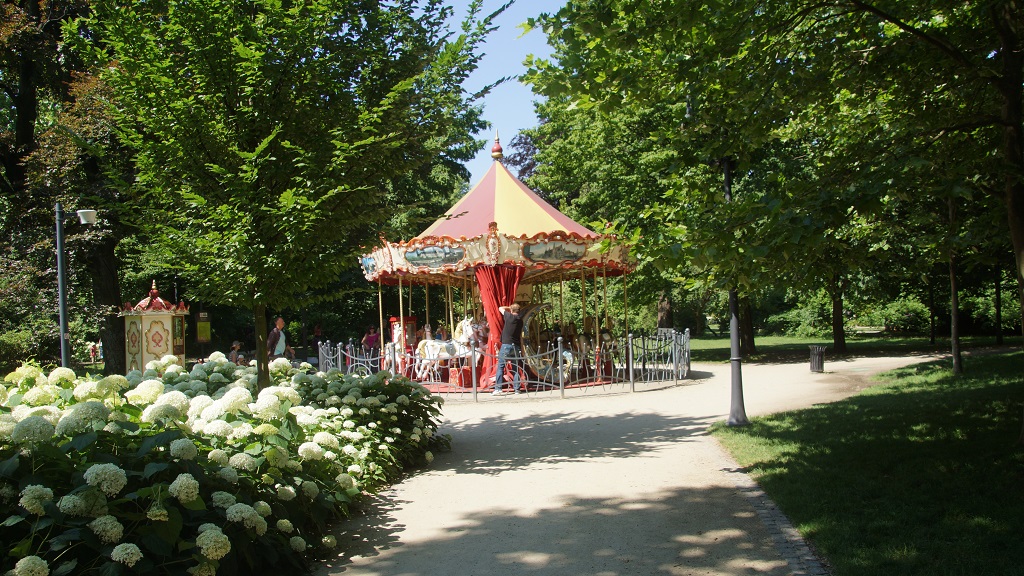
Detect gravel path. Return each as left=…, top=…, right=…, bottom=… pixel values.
left=316, top=354, right=940, bottom=576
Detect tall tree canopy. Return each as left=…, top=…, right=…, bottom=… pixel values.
left=72, top=0, right=495, bottom=383
left=524, top=0, right=1024, bottom=342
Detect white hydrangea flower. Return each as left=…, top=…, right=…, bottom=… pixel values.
left=276, top=485, right=297, bottom=501
left=276, top=518, right=294, bottom=533
left=125, top=379, right=165, bottom=406
left=168, top=473, right=200, bottom=503
left=19, top=485, right=53, bottom=515
left=219, top=387, right=253, bottom=414
left=322, top=534, right=337, bottom=548
left=207, top=449, right=230, bottom=466
left=225, top=503, right=261, bottom=529
left=289, top=536, right=306, bottom=552
left=228, top=422, right=254, bottom=441
left=12, top=416, right=54, bottom=445
left=196, top=526, right=231, bottom=560
left=141, top=403, right=182, bottom=423
left=253, top=423, right=279, bottom=436
left=347, top=464, right=362, bottom=476
left=297, top=442, right=324, bottom=461
left=47, top=366, right=77, bottom=385
left=83, top=463, right=128, bottom=497
left=228, top=453, right=258, bottom=471
left=208, top=351, right=227, bottom=362
left=111, top=542, right=143, bottom=567
left=217, top=466, right=239, bottom=484
left=169, top=438, right=198, bottom=460
left=253, top=500, right=272, bottom=517
left=312, top=431, right=339, bottom=450
left=301, top=481, right=319, bottom=499
left=265, top=447, right=290, bottom=468
left=211, top=491, right=236, bottom=508
left=425, top=451, right=435, bottom=463
left=20, top=385, right=57, bottom=406
left=14, top=555, right=49, bottom=576
left=54, top=401, right=109, bottom=437
left=88, top=515, right=124, bottom=544
left=335, top=473, right=356, bottom=490
left=57, top=494, right=90, bottom=516
left=342, top=444, right=358, bottom=456
left=203, top=420, right=233, bottom=437
left=199, top=402, right=227, bottom=422
left=188, top=563, right=217, bottom=576
left=187, top=395, right=215, bottom=421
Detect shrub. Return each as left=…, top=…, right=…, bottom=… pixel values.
left=0, top=354, right=445, bottom=575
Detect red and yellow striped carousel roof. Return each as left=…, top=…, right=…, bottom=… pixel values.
left=416, top=160, right=598, bottom=240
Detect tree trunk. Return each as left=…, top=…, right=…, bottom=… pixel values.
left=948, top=197, right=964, bottom=375
left=87, top=234, right=125, bottom=375
left=738, top=296, right=756, bottom=356
left=995, top=266, right=1003, bottom=345
left=656, top=289, right=673, bottom=329
left=928, top=276, right=936, bottom=345
left=992, top=3, right=1024, bottom=349
left=254, top=302, right=269, bottom=388
left=829, top=272, right=848, bottom=354
left=949, top=252, right=963, bottom=375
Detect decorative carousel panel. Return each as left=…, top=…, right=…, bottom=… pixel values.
left=126, top=318, right=143, bottom=372
left=146, top=320, right=170, bottom=358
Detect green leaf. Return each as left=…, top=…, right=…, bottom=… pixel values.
left=62, top=431, right=98, bottom=453
left=136, top=430, right=183, bottom=457
left=180, top=497, right=207, bottom=511
left=143, top=462, right=169, bottom=478
left=52, top=559, right=78, bottom=576
left=98, top=561, right=123, bottom=576
left=0, top=453, right=19, bottom=478
left=1, top=514, right=25, bottom=527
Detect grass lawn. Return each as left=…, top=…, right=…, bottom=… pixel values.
left=711, top=351, right=1024, bottom=576
left=689, top=333, right=1023, bottom=363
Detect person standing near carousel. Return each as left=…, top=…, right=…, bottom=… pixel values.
left=493, top=303, right=525, bottom=395
left=267, top=316, right=295, bottom=360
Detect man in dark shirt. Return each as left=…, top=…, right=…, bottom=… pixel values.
left=493, top=303, right=525, bottom=395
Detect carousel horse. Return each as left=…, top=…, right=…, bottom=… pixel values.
left=412, top=319, right=478, bottom=380
left=380, top=326, right=408, bottom=374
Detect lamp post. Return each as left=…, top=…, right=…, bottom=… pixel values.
left=722, top=158, right=749, bottom=427
left=56, top=202, right=97, bottom=368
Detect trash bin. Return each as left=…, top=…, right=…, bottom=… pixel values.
left=809, top=345, right=826, bottom=373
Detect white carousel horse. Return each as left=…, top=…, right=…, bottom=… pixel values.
left=413, top=335, right=475, bottom=381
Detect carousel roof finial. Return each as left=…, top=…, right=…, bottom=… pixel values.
left=490, top=131, right=503, bottom=160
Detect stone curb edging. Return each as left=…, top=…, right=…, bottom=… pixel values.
left=714, top=439, right=832, bottom=576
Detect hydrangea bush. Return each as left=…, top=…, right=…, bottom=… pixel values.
left=0, top=354, right=446, bottom=575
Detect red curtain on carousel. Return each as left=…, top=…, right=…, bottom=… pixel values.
left=474, top=264, right=524, bottom=388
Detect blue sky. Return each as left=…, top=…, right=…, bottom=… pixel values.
left=449, top=0, right=559, bottom=184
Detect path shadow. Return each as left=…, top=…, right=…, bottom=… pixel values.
left=430, top=410, right=714, bottom=476
left=316, top=485, right=789, bottom=576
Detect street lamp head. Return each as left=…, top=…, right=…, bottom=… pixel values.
left=77, top=210, right=97, bottom=225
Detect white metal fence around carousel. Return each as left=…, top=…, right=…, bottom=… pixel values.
left=319, top=329, right=691, bottom=401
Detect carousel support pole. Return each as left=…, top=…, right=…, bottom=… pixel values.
left=580, top=270, right=587, bottom=341
left=398, top=276, right=405, bottom=376
left=622, top=332, right=630, bottom=389
left=447, top=279, right=455, bottom=339
left=471, top=338, right=478, bottom=402
left=558, top=336, right=565, bottom=399
left=559, top=275, right=565, bottom=331
left=623, top=275, right=630, bottom=339
left=425, top=283, right=430, bottom=330
left=377, top=280, right=385, bottom=359
left=603, top=269, right=610, bottom=331
left=673, top=329, right=679, bottom=386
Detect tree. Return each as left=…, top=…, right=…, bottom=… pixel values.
left=525, top=0, right=1024, bottom=352
left=77, top=0, right=499, bottom=385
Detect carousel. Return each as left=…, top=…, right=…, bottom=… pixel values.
left=349, top=136, right=657, bottom=393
